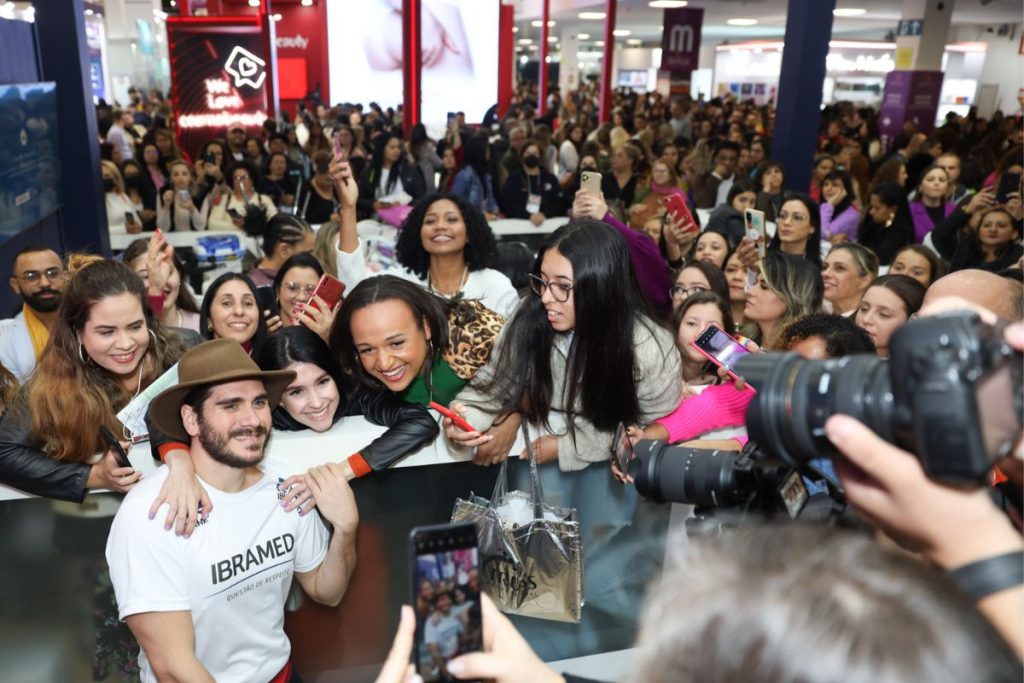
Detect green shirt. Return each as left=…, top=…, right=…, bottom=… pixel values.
left=399, top=358, right=466, bottom=407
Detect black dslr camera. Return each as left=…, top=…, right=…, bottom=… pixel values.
left=737, top=311, right=1023, bottom=484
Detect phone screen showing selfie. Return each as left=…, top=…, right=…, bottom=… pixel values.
left=697, top=325, right=748, bottom=371
left=411, top=523, right=483, bottom=683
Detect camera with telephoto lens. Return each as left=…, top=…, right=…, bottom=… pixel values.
left=735, top=311, right=1023, bottom=485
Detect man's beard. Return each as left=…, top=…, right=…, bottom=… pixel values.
left=23, top=288, right=62, bottom=313
left=196, top=414, right=269, bottom=469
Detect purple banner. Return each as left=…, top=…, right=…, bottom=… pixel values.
left=878, top=70, right=944, bottom=152
left=660, top=8, right=703, bottom=73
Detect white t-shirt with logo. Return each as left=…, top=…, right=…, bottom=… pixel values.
left=423, top=611, right=463, bottom=658
left=105, top=460, right=328, bottom=683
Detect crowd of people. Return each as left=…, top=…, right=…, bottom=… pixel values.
left=0, top=79, right=1020, bottom=681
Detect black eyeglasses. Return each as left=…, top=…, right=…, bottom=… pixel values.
left=669, top=284, right=708, bottom=299
left=529, top=274, right=573, bottom=303
left=18, top=267, right=63, bottom=283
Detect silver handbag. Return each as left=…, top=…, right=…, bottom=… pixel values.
left=451, top=422, right=584, bottom=623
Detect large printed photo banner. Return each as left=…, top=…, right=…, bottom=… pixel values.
left=327, top=0, right=499, bottom=129
left=167, top=20, right=271, bottom=161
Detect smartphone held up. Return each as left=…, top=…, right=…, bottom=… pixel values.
left=410, top=523, right=483, bottom=683
left=691, top=322, right=752, bottom=385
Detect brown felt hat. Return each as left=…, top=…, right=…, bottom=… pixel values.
left=148, top=339, right=295, bottom=443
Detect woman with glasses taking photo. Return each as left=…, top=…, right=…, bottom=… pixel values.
left=444, top=219, right=682, bottom=472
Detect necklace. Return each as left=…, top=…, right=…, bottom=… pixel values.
left=428, top=266, right=469, bottom=298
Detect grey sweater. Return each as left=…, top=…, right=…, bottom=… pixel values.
left=454, top=317, right=683, bottom=471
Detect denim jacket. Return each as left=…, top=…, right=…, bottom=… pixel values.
left=451, top=166, right=497, bottom=213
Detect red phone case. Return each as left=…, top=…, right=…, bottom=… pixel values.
left=429, top=401, right=478, bottom=433
left=305, top=274, right=345, bottom=312
left=663, top=194, right=699, bottom=234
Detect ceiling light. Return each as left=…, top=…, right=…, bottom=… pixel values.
left=579, top=12, right=607, bottom=20
left=548, top=36, right=558, bottom=42
left=271, top=13, right=282, bottom=21
left=613, top=29, right=631, bottom=36
left=577, top=33, right=591, bottom=39
left=595, top=40, right=605, bottom=46
left=531, top=20, right=555, bottom=27
left=301, top=0, right=313, bottom=5
left=649, top=0, right=688, bottom=7
left=247, top=0, right=259, bottom=6
left=833, top=8, right=867, bottom=16
left=518, top=38, right=533, bottom=45
left=727, top=18, right=758, bottom=26
left=626, top=39, right=643, bottom=46
left=513, top=26, right=519, bottom=33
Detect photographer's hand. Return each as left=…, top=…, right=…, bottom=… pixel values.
left=827, top=414, right=1023, bottom=657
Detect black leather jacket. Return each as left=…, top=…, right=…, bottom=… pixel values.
left=0, top=394, right=93, bottom=502
left=272, top=388, right=439, bottom=472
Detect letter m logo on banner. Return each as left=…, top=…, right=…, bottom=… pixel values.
left=660, top=7, right=704, bottom=74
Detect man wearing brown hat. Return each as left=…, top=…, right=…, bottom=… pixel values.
left=106, top=339, right=358, bottom=683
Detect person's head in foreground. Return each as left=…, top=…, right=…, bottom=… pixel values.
left=630, top=524, right=1021, bottom=683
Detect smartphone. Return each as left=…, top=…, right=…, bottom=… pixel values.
left=227, top=207, right=242, bottom=219
left=663, top=193, right=699, bottom=234
left=580, top=170, right=602, bottom=195
left=691, top=322, right=751, bottom=383
left=410, top=523, right=483, bottom=683
left=124, top=211, right=136, bottom=224
left=744, top=208, right=767, bottom=258
left=99, top=425, right=133, bottom=470
left=611, top=422, right=635, bottom=473
left=429, top=401, right=477, bottom=433
left=996, top=172, right=1021, bottom=203
left=203, top=151, right=216, bottom=165
left=304, top=273, right=345, bottom=312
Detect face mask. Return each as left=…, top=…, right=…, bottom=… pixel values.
left=579, top=165, right=598, bottom=173
left=123, top=174, right=141, bottom=189
left=523, top=155, right=540, bottom=169
left=103, top=178, right=115, bottom=192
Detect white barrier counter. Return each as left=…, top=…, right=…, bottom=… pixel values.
left=0, top=414, right=526, bottom=502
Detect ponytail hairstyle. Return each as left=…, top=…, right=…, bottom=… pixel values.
left=242, top=208, right=313, bottom=260
left=28, top=257, right=185, bottom=461
left=330, top=275, right=450, bottom=393
left=481, top=219, right=664, bottom=434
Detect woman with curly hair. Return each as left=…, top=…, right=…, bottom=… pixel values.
left=334, top=168, right=518, bottom=316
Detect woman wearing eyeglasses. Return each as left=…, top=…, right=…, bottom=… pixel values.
left=669, top=260, right=730, bottom=313
left=444, top=220, right=682, bottom=472
left=767, top=193, right=823, bottom=267
left=273, top=253, right=337, bottom=342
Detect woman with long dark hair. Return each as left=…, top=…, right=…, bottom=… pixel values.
left=258, top=326, right=438, bottom=478
left=857, top=183, right=914, bottom=265
left=768, top=193, right=823, bottom=267
left=446, top=219, right=682, bottom=471
left=199, top=272, right=271, bottom=355
left=356, top=131, right=426, bottom=220
left=819, top=169, right=861, bottom=244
